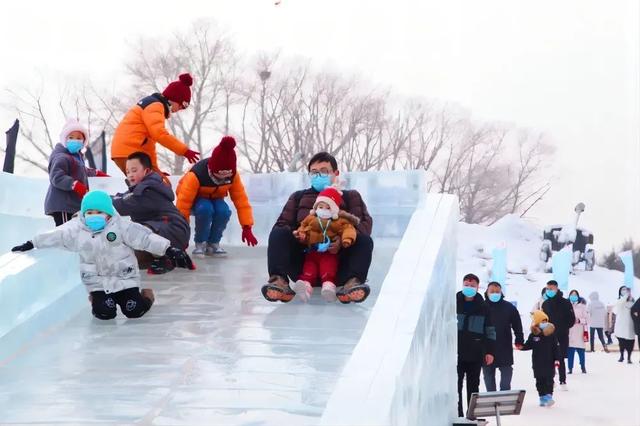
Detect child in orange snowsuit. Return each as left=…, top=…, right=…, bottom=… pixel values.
left=292, top=186, right=359, bottom=303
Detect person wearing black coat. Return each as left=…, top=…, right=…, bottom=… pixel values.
left=482, top=282, right=524, bottom=391
left=457, top=274, right=496, bottom=418
left=519, top=310, right=562, bottom=407
left=541, top=280, right=575, bottom=388
left=630, top=298, right=640, bottom=362
left=111, top=152, right=192, bottom=273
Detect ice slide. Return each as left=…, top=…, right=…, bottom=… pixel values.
left=0, top=170, right=458, bottom=425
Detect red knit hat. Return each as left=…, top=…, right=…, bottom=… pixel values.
left=208, top=136, right=237, bottom=174
left=162, top=73, right=193, bottom=107
left=312, top=186, right=343, bottom=219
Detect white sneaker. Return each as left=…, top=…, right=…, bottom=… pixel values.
left=321, top=281, right=337, bottom=302
left=292, top=280, right=313, bottom=303
left=205, top=243, right=227, bottom=256
left=192, top=242, right=206, bottom=257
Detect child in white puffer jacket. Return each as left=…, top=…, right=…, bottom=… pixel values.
left=12, top=190, right=193, bottom=320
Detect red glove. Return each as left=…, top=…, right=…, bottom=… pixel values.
left=514, top=344, right=523, bottom=350
left=72, top=181, right=88, bottom=198
left=95, top=170, right=110, bottom=177
left=184, top=149, right=200, bottom=164
left=241, top=226, right=258, bottom=247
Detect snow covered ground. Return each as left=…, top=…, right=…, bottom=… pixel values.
left=456, top=215, right=640, bottom=426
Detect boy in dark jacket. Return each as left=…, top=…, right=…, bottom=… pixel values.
left=112, top=152, right=192, bottom=274
left=457, top=273, right=496, bottom=418
left=541, top=280, right=576, bottom=388
left=44, top=119, right=108, bottom=225
left=262, top=152, right=374, bottom=304
left=483, top=281, right=524, bottom=391
left=519, top=310, right=561, bottom=407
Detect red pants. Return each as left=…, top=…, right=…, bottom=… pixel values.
left=299, top=251, right=338, bottom=286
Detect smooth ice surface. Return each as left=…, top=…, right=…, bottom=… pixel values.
left=0, top=246, right=397, bottom=424
left=0, top=170, right=456, bottom=424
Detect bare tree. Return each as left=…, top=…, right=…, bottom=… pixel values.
left=1, top=82, right=119, bottom=172
left=125, top=20, right=237, bottom=174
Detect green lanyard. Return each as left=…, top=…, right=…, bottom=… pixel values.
left=317, top=217, right=332, bottom=241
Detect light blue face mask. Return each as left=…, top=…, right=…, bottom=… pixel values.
left=545, top=289, right=557, bottom=299
left=66, top=139, right=84, bottom=154
left=569, top=294, right=579, bottom=303
left=311, top=174, right=332, bottom=192
left=539, top=322, right=550, bottom=330
left=85, top=215, right=107, bottom=232
left=488, top=293, right=502, bottom=303
left=462, top=286, right=477, bottom=298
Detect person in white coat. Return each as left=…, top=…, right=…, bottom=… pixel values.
left=11, top=190, right=193, bottom=320
left=613, top=286, right=636, bottom=364
left=567, top=290, right=588, bottom=374
left=587, top=291, right=609, bottom=352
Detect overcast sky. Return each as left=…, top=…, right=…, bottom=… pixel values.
left=1, top=0, right=638, bottom=252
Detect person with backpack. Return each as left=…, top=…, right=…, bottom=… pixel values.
left=261, top=152, right=373, bottom=304
left=110, top=73, right=200, bottom=177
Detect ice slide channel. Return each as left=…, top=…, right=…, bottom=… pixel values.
left=0, top=170, right=457, bottom=425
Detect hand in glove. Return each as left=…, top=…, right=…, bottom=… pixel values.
left=242, top=226, right=258, bottom=246
left=95, top=170, right=110, bottom=177
left=165, top=247, right=195, bottom=270
left=72, top=181, right=88, bottom=198
left=183, top=149, right=200, bottom=164
left=12, top=241, right=34, bottom=252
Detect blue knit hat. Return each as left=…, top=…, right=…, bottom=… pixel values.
left=81, top=190, right=115, bottom=216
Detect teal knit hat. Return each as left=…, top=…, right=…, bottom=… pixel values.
left=81, top=190, right=115, bottom=216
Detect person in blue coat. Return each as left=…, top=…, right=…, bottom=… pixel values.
left=482, top=281, right=524, bottom=391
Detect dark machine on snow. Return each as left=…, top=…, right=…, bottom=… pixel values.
left=540, top=202, right=595, bottom=272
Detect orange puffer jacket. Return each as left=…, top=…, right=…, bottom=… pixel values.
left=110, top=93, right=188, bottom=170
left=296, top=211, right=359, bottom=247
left=175, top=159, right=254, bottom=227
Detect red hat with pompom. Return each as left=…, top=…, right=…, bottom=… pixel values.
left=312, top=186, right=343, bottom=219
left=162, top=73, right=193, bottom=107
left=208, top=136, right=237, bottom=174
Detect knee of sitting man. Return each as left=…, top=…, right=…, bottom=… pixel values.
left=356, top=233, right=374, bottom=251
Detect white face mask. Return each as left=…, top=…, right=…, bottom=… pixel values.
left=316, top=209, right=333, bottom=219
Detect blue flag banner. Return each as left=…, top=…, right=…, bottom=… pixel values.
left=619, top=250, right=634, bottom=289
left=491, top=246, right=508, bottom=290
left=552, top=247, right=572, bottom=292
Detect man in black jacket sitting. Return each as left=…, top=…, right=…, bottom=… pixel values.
left=541, top=279, right=576, bottom=390
left=457, top=273, right=496, bottom=418
left=483, top=281, right=524, bottom=392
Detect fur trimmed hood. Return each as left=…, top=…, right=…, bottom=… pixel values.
left=338, top=210, right=360, bottom=226
left=531, top=322, right=556, bottom=337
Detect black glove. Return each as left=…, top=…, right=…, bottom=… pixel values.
left=12, top=241, right=34, bottom=252
left=165, top=247, right=195, bottom=270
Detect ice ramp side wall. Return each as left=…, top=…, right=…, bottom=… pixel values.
left=320, top=194, right=459, bottom=426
